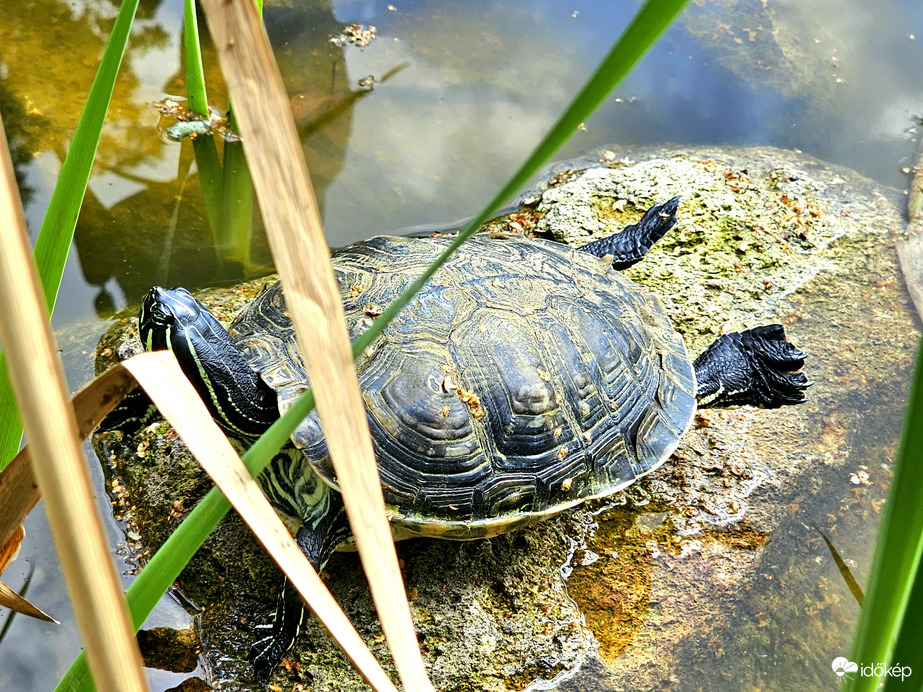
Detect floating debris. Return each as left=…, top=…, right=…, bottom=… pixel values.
left=848, top=467, right=873, bottom=486
left=329, top=23, right=377, bottom=49
left=154, top=99, right=241, bottom=143
left=154, top=98, right=187, bottom=118
left=165, top=119, right=213, bottom=141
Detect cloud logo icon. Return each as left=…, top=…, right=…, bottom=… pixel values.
left=832, top=657, right=859, bottom=677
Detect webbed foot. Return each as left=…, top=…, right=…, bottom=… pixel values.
left=693, top=324, right=812, bottom=409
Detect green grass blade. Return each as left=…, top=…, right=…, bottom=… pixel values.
left=220, top=132, right=254, bottom=270
left=0, top=0, right=140, bottom=470
left=183, top=0, right=225, bottom=237
left=57, top=0, right=688, bottom=686
left=184, top=0, right=257, bottom=271
left=846, top=336, right=923, bottom=691
left=0, top=291, right=21, bottom=461
left=30, top=0, right=140, bottom=314
left=213, top=2, right=262, bottom=272
left=183, top=0, right=208, bottom=115
left=54, top=388, right=313, bottom=692
left=883, top=560, right=923, bottom=690
left=194, top=136, right=225, bottom=242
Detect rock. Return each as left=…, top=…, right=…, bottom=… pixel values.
left=95, top=145, right=916, bottom=691
left=137, top=626, right=200, bottom=673
left=531, top=146, right=914, bottom=690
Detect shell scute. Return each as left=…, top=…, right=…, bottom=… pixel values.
left=451, top=310, right=567, bottom=466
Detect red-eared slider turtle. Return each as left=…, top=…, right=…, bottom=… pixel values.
left=103, top=197, right=810, bottom=680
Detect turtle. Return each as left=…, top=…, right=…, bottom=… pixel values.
left=101, top=196, right=811, bottom=680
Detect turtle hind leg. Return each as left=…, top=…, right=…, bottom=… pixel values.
left=579, top=196, right=681, bottom=269
left=693, top=324, right=812, bottom=409
left=248, top=488, right=350, bottom=681
left=249, top=578, right=305, bottom=681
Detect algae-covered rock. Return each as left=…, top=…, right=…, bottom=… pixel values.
left=95, top=145, right=916, bottom=691
left=526, top=146, right=914, bottom=690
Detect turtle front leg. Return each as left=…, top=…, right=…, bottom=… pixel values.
left=578, top=196, right=681, bottom=269
left=248, top=471, right=351, bottom=681
left=693, top=324, right=812, bottom=409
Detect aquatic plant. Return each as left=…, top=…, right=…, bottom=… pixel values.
left=0, top=0, right=139, bottom=470
left=845, top=342, right=923, bottom=691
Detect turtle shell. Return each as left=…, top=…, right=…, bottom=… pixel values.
left=228, top=234, right=696, bottom=540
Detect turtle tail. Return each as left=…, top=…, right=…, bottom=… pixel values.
left=693, top=324, right=812, bottom=409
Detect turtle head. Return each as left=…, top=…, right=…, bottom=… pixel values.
left=136, top=285, right=280, bottom=439
left=138, top=286, right=205, bottom=352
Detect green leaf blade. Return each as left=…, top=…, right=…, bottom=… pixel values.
left=0, top=0, right=141, bottom=470
left=847, top=336, right=923, bottom=691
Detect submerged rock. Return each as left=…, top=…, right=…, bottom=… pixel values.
left=95, top=145, right=916, bottom=691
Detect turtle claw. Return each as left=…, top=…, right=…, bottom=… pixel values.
left=249, top=633, right=287, bottom=682
left=694, top=324, right=812, bottom=409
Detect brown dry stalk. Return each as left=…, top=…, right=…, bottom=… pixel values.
left=0, top=108, right=148, bottom=691
left=121, top=352, right=398, bottom=692
left=1, top=350, right=399, bottom=690
left=197, top=1, right=433, bottom=689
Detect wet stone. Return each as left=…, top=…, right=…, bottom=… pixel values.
left=137, top=626, right=200, bottom=674
left=96, top=144, right=916, bottom=690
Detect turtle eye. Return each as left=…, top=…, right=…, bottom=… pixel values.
left=154, top=308, right=176, bottom=326
left=139, top=292, right=176, bottom=333
left=146, top=303, right=175, bottom=327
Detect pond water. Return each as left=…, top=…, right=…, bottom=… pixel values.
left=1, top=0, right=921, bottom=690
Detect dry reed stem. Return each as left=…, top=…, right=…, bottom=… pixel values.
left=197, top=1, right=433, bottom=689
left=121, top=352, right=398, bottom=692
left=1, top=349, right=399, bottom=689
left=0, top=364, right=137, bottom=552
left=0, top=576, right=57, bottom=623
left=0, top=108, right=148, bottom=691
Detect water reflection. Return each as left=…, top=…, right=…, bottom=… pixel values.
left=4, top=0, right=921, bottom=313
left=0, top=79, right=38, bottom=209
left=70, top=1, right=366, bottom=308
